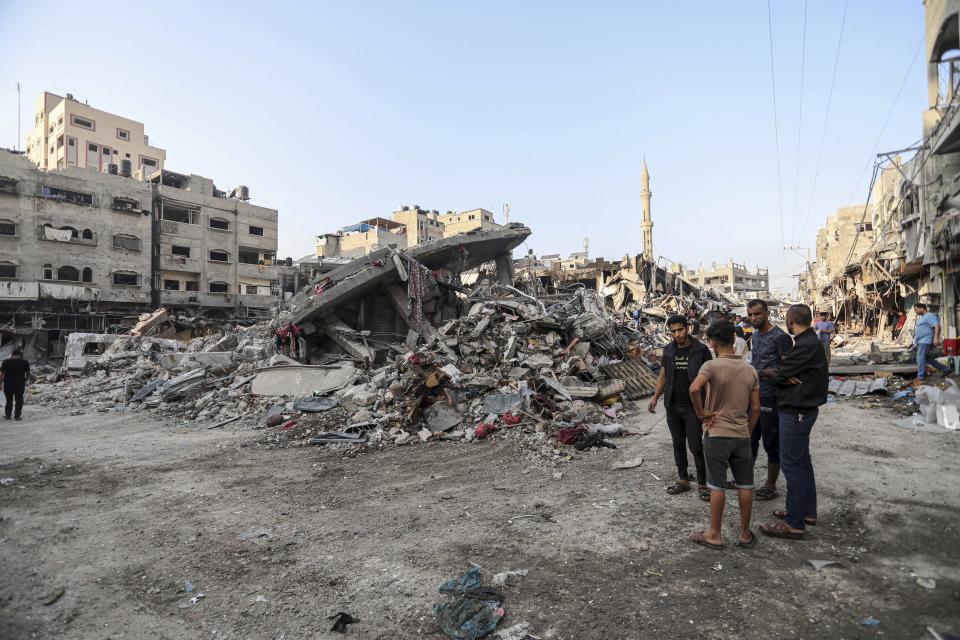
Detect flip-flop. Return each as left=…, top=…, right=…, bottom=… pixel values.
left=773, top=509, right=817, bottom=526
left=755, top=487, right=780, bottom=501
left=689, top=530, right=725, bottom=550
left=759, top=521, right=805, bottom=540
left=698, top=487, right=711, bottom=502
left=667, top=482, right=691, bottom=495
left=737, top=530, right=757, bottom=549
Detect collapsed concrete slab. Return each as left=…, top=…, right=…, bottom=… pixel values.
left=250, top=364, right=357, bottom=397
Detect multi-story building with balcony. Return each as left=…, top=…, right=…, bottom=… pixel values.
left=151, top=170, right=279, bottom=318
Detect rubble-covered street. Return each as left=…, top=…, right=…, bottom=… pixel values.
left=1, top=398, right=958, bottom=639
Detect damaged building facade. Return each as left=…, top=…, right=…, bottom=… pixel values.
left=0, top=149, right=280, bottom=360
left=315, top=205, right=502, bottom=260
left=804, top=0, right=960, bottom=344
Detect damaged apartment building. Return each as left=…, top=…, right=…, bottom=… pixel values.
left=0, top=94, right=280, bottom=360
left=803, top=0, right=960, bottom=343
left=314, top=205, right=502, bottom=260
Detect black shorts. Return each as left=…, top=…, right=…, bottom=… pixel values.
left=703, top=435, right=754, bottom=491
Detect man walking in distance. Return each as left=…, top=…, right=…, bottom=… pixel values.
left=0, top=348, right=30, bottom=421
left=913, top=303, right=951, bottom=380
left=649, top=315, right=713, bottom=501
left=759, top=304, right=828, bottom=540
left=815, top=312, right=836, bottom=366
left=746, top=299, right=793, bottom=502
left=687, top=321, right=761, bottom=550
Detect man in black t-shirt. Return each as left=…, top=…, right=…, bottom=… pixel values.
left=648, top=315, right=713, bottom=501
left=1, top=348, right=31, bottom=421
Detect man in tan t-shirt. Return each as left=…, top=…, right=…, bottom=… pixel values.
left=686, top=320, right=761, bottom=550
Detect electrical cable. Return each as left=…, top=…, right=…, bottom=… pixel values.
left=798, top=0, right=847, bottom=243
left=790, top=0, right=809, bottom=244
left=766, top=0, right=786, bottom=246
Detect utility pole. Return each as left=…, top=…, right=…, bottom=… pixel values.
left=784, top=245, right=812, bottom=304
left=16, top=82, right=21, bottom=152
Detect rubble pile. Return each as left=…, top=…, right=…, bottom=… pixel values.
left=29, top=280, right=664, bottom=459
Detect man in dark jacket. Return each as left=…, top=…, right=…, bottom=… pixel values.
left=648, top=315, right=713, bottom=501
left=1, top=348, right=31, bottom=421
left=759, top=304, right=828, bottom=540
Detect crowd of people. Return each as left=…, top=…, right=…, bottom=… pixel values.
left=648, top=300, right=829, bottom=548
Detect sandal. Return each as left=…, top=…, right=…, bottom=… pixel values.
left=755, top=487, right=780, bottom=501
left=667, top=482, right=691, bottom=495
left=689, top=530, right=725, bottom=550
left=759, top=521, right=805, bottom=540
left=737, top=530, right=757, bottom=549
left=773, top=509, right=817, bottom=526
left=698, top=487, right=711, bottom=502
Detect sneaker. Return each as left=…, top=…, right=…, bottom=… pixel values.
left=14, top=417, right=21, bottom=421
left=3, top=415, right=9, bottom=420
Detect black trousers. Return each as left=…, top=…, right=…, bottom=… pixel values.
left=666, top=403, right=706, bottom=485
left=3, top=384, right=24, bottom=419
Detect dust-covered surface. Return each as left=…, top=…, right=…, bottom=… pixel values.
left=1, top=400, right=958, bottom=639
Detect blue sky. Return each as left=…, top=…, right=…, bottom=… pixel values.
left=0, top=1, right=926, bottom=291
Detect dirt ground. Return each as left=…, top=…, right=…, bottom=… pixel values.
left=1, top=396, right=959, bottom=640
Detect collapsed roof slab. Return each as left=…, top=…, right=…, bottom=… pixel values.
left=289, top=225, right=531, bottom=326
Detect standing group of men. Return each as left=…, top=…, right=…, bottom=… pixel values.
left=649, top=300, right=829, bottom=547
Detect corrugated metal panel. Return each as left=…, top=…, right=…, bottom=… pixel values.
left=601, top=359, right=658, bottom=399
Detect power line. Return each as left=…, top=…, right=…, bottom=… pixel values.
left=799, top=0, right=847, bottom=243
left=790, top=0, right=809, bottom=244
left=766, top=0, right=786, bottom=246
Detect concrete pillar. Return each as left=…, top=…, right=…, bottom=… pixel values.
left=495, top=254, right=515, bottom=285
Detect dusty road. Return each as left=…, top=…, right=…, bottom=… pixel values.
left=1, top=398, right=958, bottom=640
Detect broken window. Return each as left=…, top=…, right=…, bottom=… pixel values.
left=82, top=267, right=92, bottom=283
left=855, top=222, right=873, bottom=233
left=245, top=285, right=258, bottom=294
left=41, top=185, right=93, bottom=206
left=248, top=225, right=264, bottom=236
left=209, top=281, right=229, bottom=293
left=112, top=234, right=141, bottom=251
left=112, top=271, right=139, bottom=286
left=238, top=248, right=260, bottom=265
left=82, top=229, right=93, bottom=241
left=185, top=281, right=199, bottom=292
left=0, top=176, right=16, bottom=195
left=209, top=250, right=230, bottom=263
left=71, top=115, right=94, bottom=130
left=209, top=217, right=230, bottom=231
left=161, top=204, right=199, bottom=224
left=171, top=245, right=190, bottom=257
left=42, top=264, right=53, bottom=280
left=117, top=128, right=129, bottom=141
left=0, top=262, right=15, bottom=279
left=0, top=220, right=16, bottom=236
left=140, top=156, right=158, bottom=171
left=57, top=265, right=80, bottom=282
left=111, top=197, right=140, bottom=213
left=163, top=279, right=180, bottom=291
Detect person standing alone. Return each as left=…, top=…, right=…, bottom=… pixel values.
left=1, top=348, right=30, bottom=421
left=760, top=304, right=828, bottom=540
left=913, top=303, right=951, bottom=380
left=815, top=312, right=836, bottom=366
left=746, top=299, right=793, bottom=502
left=649, top=315, right=713, bottom=501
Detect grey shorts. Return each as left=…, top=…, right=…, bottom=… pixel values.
left=703, top=435, right=754, bottom=491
